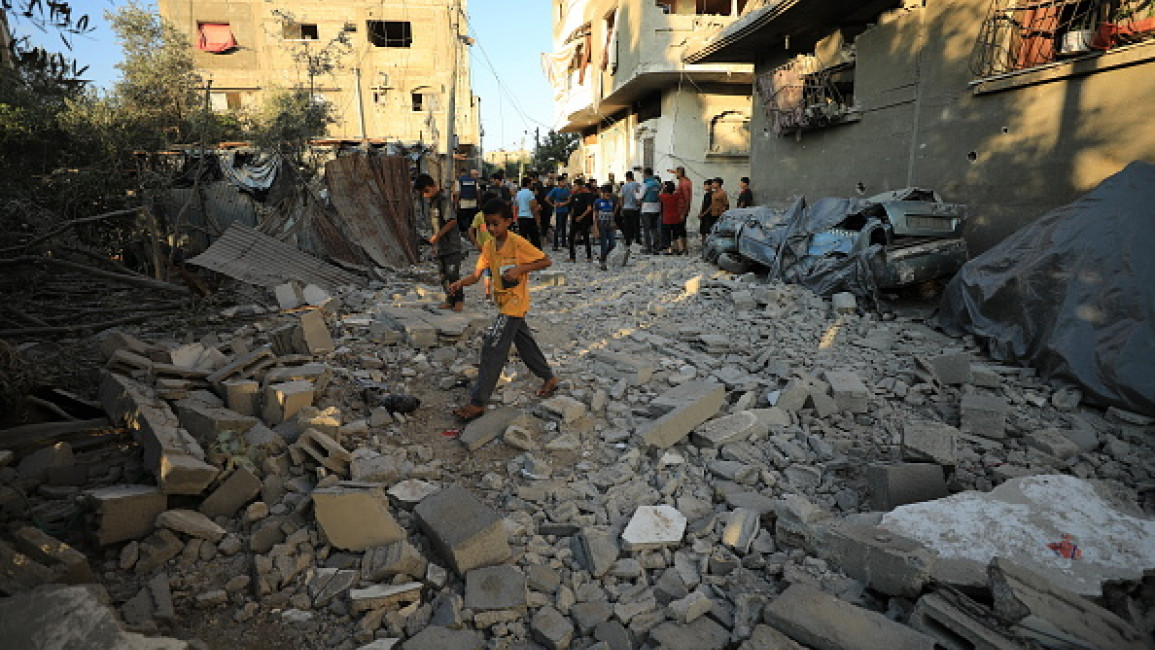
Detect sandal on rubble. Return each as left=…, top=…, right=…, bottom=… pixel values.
left=452, top=404, right=486, bottom=421
left=536, top=376, right=560, bottom=398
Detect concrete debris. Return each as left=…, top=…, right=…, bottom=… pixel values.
left=5, top=251, right=1153, bottom=649
left=0, top=584, right=188, bottom=648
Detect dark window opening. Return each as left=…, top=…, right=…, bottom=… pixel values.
left=655, top=0, right=747, bottom=15
left=283, top=22, right=318, bottom=40
left=759, top=55, right=859, bottom=137
left=368, top=20, right=413, bottom=48
left=635, top=93, right=662, bottom=123
left=412, top=92, right=425, bottom=111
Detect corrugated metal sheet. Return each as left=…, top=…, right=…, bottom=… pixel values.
left=187, top=223, right=365, bottom=290
left=325, top=153, right=419, bottom=268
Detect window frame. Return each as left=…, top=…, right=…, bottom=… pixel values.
left=367, top=20, right=413, bottom=48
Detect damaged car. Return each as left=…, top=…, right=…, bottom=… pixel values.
left=703, top=188, right=967, bottom=299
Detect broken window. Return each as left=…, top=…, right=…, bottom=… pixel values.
left=635, top=93, right=662, bottom=123
left=411, top=92, right=425, bottom=112
left=708, top=111, right=750, bottom=155
left=197, top=23, right=236, bottom=53
left=282, top=22, right=318, bottom=40
left=969, top=0, right=1153, bottom=77
left=758, top=53, right=858, bottom=137
left=602, top=10, right=618, bottom=71
left=655, top=0, right=747, bottom=15
left=367, top=20, right=412, bottom=48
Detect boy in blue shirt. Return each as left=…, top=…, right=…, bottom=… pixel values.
left=594, top=185, right=618, bottom=270
left=545, top=178, right=572, bottom=252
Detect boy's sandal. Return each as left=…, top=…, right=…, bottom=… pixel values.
left=452, top=404, right=486, bottom=421
left=536, top=377, right=560, bottom=398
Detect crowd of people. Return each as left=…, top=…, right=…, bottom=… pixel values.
left=416, top=166, right=753, bottom=421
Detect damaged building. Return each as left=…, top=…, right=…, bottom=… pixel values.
left=548, top=0, right=754, bottom=206
left=685, top=0, right=1155, bottom=253
left=158, top=0, right=482, bottom=166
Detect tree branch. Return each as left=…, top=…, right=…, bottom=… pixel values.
left=0, top=207, right=140, bottom=254
left=0, top=256, right=190, bottom=294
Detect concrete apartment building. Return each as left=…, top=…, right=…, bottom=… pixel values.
left=548, top=0, right=754, bottom=205
left=159, top=0, right=481, bottom=159
left=686, top=0, right=1155, bottom=253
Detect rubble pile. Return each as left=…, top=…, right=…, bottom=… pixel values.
left=2, top=254, right=1154, bottom=650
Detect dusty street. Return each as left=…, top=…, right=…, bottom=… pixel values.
left=2, top=247, right=1153, bottom=650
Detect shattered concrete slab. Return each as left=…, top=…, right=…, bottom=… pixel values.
left=882, top=475, right=1155, bottom=595
left=0, top=584, right=188, bottom=648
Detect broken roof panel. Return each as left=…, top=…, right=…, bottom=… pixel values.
left=187, top=223, right=364, bottom=290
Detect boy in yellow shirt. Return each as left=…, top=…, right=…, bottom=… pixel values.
left=450, top=200, right=558, bottom=420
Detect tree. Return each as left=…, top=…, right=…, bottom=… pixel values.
left=532, top=129, right=579, bottom=173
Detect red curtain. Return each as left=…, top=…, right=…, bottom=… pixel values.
left=198, top=23, right=236, bottom=53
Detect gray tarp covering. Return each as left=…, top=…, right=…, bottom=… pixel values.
left=218, top=151, right=281, bottom=193
left=936, top=161, right=1155, bottom=415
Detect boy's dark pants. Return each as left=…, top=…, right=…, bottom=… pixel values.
left=569, top=222, right=592, bottom=260
left=470, top=314, right=553, bottom=406
left=517, top=218, right=542, bottom=249
left=552, top=214, right=569, bottom=249
left=620, top=208, right=640, bottom=246
left=438, top=253, right=464, bottom=305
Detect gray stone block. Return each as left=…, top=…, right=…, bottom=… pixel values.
left=174, top=400, right=256, bottom=444
left=531, top=605, right=574, bottom=650
left=572, top=528, right=619, bottom=578
left=825, top=370, right=870, bottom=413
left=910, top=593, right=1021, bottom=650
left=959, top=393, right=1008, bottom=438
left=459, top=407, right=524, bottom=452
left=464, top=565, right=526, bottom=611
left=12, top=527, right=92, bottom=584
left=362, top=540, right=428, bottom=581
left=818, top=521, right=934, bottom=598
left=349, top=582, right=422, bottom=613
left=199, top=466, right=262, bottom=519
left=867, top=463, right=948, bottom=511
left=414, top=485, right=510, bottom=575
left=929, top=353, right=974, bottom=385
left=400, top=626, right=484, bottom=650
left=0, top=584, right=188, bottom=649
left=1024, top=428, right=1081, bottom=460
left=766, top=582, right=937, bottom=650
left=640, top=381, right=725, bottom=448
left=85, top=484, right=167, bottom=546
left=691, top=411, right=766, bottom=448
left=648, top=617, right=730, bottom=650
left=262, top=380, right=314, bottom=425
left=903, top=419, right=959, bottom=465
left=313, top=484, right=404, bottom=551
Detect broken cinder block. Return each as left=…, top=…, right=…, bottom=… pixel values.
left=415, top=485, right=510, bottom=575
left=85, top=484, right=168, bottom=546
left=313, top=484, right=405, bottom=552
left=640, top=381, right=725, bottom=449
left=867, top=463, right=949, bottom=511
left=766, top=583, right=937, bottom=649
left=263, top=380, right=314, bottom=425
left=290, top=429, right=351, bottom=475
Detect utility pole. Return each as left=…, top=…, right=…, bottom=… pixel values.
left=442, top=0, right=461, bottom=196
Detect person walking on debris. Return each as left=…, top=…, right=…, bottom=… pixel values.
left=513, top=176, right=543, bottom=249
left=618, top=170, right=642, bottom=248
left=568, top=181, right=596, bottom=263
left=697, top=178, right=715, bottom=249
left=659, top=180, right=687, bottom=255
left=416, top=173, right=465, bottom=311
left=449, top=199, right=558, bottom=421
left=594, top=184, right=618, bottom=270
left=546, top=177, right=572, bottom=251
left=737, top=176, right=753, bottom=208
left=640, top=167, right=662, bottom=254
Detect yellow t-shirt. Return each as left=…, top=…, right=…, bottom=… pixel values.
left=476, top=232, right=545, bottom=317
left=471, top=212, right=493, bottom=248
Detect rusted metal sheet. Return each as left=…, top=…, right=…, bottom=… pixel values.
left=325, top=153, right=418, bottom=268
left=187, top=223, right=364, bottom=290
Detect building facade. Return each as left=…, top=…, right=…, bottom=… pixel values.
left=158, top=0, right=480, bottom=159
left=687, top=0, right=1155, bottom=253
left=548, top=0, right=754, bottom=213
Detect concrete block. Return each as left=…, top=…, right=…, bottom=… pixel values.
left=621, top=505, right=687, bottom=551
left=648, top=617, right=731, bottom=650
left=929, top=353, right=974, bottom=385
left=1024, top=428, right=1081, bottom=460
left=464, top=565, right=526, bottom=611
left=174, top=399, right=257, bottom=443
left=774, top=494, right=831, bottom=553
left=731, top=289, right=757, bottom=311
left=691, top=411, right=766, bottom=448
left=263, top=380, right=314, bottom=425
left=313, top=484, right=405, bottom=551
left=402, top=627, right=484, bottom=650
left=362, top=540, right=428, bottom=581
left=807, top=390, right=839, bottom=418
left=274, top=282, right=304, bottom=310
left=263, top=363, right=331, bottom=392
left=17, top=442, right=74, bottom=482
left=640, top=381, right=725, bottom=448
left=135, top=529, right=184, bottom=574
left=290, top=429, right=351, bottom=475
left=818, top=521, right=933, bottom=598
left=531, top=605, right=574, bottom=650
left=775, top=379, right=812, bottom=412
left=990, top=558, right=1145, bottom=650
left=902, top=419, right=959, bottom=465
left=459, top=407, right=523, bottom=452
left=721, top=508, right=760, bottom=554
left=99, top=373, right=218, bottom=495
left=0, top=584, right=189, bottom=649
left=349, top=582, right=422, bottom=613
left=155, top=509, right=226, bottom=542
left=867, top=463, right=948, bottom=511
left=831, top=292, right=857, bottom=313
left=540, top=395, right=587, bottom=423
left=414, top=485, right=510, bottom=575
left=824, top=370, right=869, bottom=413
left=589, top=350, right=654, bottom=386
left=909, top=593, right=1021, bottom=650
left=205, top=346, right=275, bottom=389
left=222, top=380, right=260, bottom=417
left=0, top=541, right=55, bottom=594
left=572, top=528, right=619, bottom=578
left=740, top=625, right=807, bottom=650
left=970, top=364, right=1003, bottom=388
left=959, top=393, right=1008, bottom=439
left=766, top=583, right=937, bottom=650
left=307, top=568, right=357, bottom=607
left=199, top=466, right=262, bottom=519
left=11, top=527, right=93, bottom=584
left=85, top=484, right=167, bottom=546
left=297, top=309, right=334, bottom=355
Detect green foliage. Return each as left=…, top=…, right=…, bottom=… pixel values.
left=533, top=129, right=579, bottom=172
left=247, top=87, right=335, bottom=165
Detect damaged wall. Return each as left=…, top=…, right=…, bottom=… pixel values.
left=746, top=1, right=1155, bottom=254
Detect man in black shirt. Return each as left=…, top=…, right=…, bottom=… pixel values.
left=416, top=173, right=466, bottom=311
